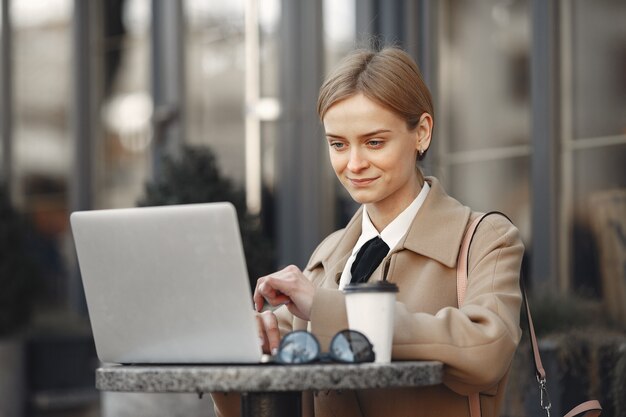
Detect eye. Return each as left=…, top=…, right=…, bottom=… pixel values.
left=367, top=139, right=383, bottom=148
left=329, top=141, right=346, bottom=150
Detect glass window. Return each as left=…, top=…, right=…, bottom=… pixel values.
left=98, top=0, right=152, bottom=209
left=571, top=145, right=626, bottom=297
left=439, top=0, right=530, bottom=153
left=184, top=0, right=246, bottom=186
left=12, top=0, right=72, bottom=308
left=571, top=0, right=626, bottom=140
left=449, top=157, right=530, bottom=243
left=0, top=2, right=4, bottom=178
left=437, top=0, right=531, bottom=242
left=323, top=0, right=356, bottom=72
left=323, top=0, right=357, bottom=226
left=563, top=1, right=626, bottom=301
left=259, top=0, right=280, bottom=232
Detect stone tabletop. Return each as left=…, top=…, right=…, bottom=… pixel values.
left=96, top=361, right=443, bottom=393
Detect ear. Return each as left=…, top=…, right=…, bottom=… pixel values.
left=414, top=113, right=433, bottom=154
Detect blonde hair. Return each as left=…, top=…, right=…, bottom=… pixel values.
left=317, top=47, right=434, bottom=159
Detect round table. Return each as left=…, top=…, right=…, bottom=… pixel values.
left=96, top=361, right=443, bottom=417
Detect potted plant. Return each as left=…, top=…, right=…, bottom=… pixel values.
left=0, top=183, right=40, bottom=417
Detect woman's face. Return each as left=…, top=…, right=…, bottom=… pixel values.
left=323, top=93, right=428, bottom=217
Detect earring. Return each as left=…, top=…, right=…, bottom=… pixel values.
left=419, top=148, right=424, bottom=156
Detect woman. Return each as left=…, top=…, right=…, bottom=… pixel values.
left=214, top=47, right=524, bottom=417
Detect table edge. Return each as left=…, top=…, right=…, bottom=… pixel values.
left=96, top=361, right=444, bottom=393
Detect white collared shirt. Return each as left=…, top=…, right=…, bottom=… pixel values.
left=338, top=182, right=430, bottom=289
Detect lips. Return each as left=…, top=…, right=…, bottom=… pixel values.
left=348, top=177, right=378, bottom=187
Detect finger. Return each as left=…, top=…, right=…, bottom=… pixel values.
left=254, top=266, right=304, bottom=310
left=255, top=315, right=269, bottom=353
left=253, top=279, right=265, bottom=312
left=262, top=276, right=294, bottom=298
left=259, top=311, right=281, bottom=354
left=257, top=280, right=291, bottom=307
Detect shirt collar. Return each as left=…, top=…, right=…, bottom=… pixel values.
left=306, top=177, right=471, bottom=272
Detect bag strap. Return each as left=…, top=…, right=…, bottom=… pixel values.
left=457, top=212, right=602, bottom=417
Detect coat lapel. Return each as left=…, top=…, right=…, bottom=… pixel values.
left=306, top=176, right=472, bottom=282
left=398, top=177, right=472, bottom=268
left=305, top=209, right=363, bottom=286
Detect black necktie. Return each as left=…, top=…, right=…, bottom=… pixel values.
left=350, top=236, right=390, bottom=284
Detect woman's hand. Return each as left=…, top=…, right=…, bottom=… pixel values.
left=256, top=310, right=280, bottom=354
left=253, top=265, right=315, bottom=321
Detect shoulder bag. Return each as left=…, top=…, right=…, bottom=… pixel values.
left=457, top=212, right=602, bottom=417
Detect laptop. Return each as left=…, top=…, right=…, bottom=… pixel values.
left=70, top=202, right=263, bottom=364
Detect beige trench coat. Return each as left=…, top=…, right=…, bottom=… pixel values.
left=213, top=177, right=524, bottom=417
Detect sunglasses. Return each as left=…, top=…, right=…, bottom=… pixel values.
left=274, top=329, right=375, bottom=364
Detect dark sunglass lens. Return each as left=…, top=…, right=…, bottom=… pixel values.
left=277, top=332, right=319, bottom=364
left=330, top=330, right=375, bottom=363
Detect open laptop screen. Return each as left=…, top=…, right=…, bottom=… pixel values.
left=71, top=202, right=262, bottom=364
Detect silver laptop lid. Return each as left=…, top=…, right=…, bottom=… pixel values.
left=70, top=202, right=262, bottom=364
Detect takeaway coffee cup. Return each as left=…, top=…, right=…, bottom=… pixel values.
left=343, top=281, right=399, bottom=363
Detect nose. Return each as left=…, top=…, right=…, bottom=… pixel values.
left=347, top=148, right=368, bottom=172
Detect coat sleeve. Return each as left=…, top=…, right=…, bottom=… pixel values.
left=268, top=228, right=347, bottom=338
left=211, top=232, right=345, bottom=417
left=310, top=215, right=524, bottom=394
left=393, top=215, right=524, bottom=393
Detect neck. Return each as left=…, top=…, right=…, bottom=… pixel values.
left=367, top=172, right=424, bottom=232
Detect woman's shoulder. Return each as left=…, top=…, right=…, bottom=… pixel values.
left=304, top=207, right=363, bottom=271
left=426, top=176, right=522, bottom=246
left=304, top=228, right=347, bottom=271
left=467, top=211, right=524, bottom=253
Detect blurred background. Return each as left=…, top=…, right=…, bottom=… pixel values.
left=0, top=0, right=625, bottom=416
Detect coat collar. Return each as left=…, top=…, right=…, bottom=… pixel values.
left=306, top=177, right=472, bottom=272
left=305, top=207, right=362, bottom=277
left=399, top=177, right=471, bottom=268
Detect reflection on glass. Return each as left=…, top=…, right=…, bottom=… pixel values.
left=184, top=0, right=246, bottom=186
left=0, top=0, right=4, bottom=174
left=438, top=1, right=531, bottom=282
left=11, top=0, right=72, bottom=308
left=449, top=157, right=530, bottom=244
left=571, top=146, right=626, bottom=299
left=98, top=0, right=151, bottom=210
left=256, top=0, right=281, bottom=218
left=571, top=0, right=626, bottom=140
left=259, top=0, right=280, bottom=98
left=323, top=0, right=356, bottom=72
left=439, top=0, right=530, bottom=152
left=323, top=0, right=357, bottom=226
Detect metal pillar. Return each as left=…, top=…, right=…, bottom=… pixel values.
left=245, top=0, right=262, bottom=214
left=71, top=0, right=102, bottom=313
left=0, top=0, right=12, bottom=191
left=278, top=0, right=333, bottom=268
left=71, top=0, right=98, bottom=213
left=530, top=0, right=560, bottom=291
left=407, top=0, right=438, bottom=176
left=409, top=0, right=435, bottom=91
left=150, top=0, right=185, bottom=180
left=356, top=0, right=406, bottom=48
left=379, top=0, right=404, bottom=45
left=355, top=0, right=378, bottom=41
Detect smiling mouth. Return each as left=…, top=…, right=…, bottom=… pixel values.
left=349, top=177, right=378, bottom=187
